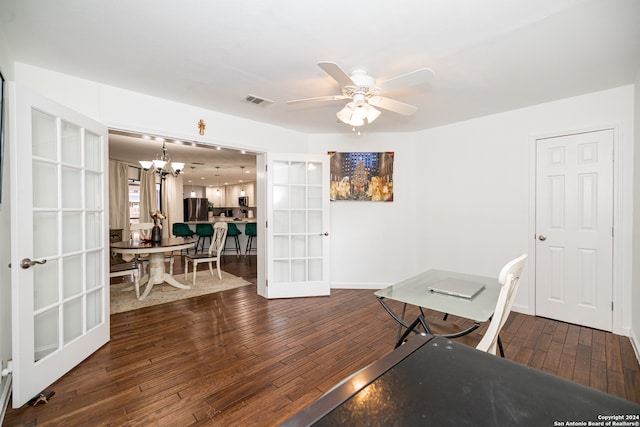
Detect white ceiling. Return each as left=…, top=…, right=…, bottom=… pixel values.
left=1, top=0, right=639, bottom=182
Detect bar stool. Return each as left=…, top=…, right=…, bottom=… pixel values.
left=172, top=222, right=195, bottom=254
left=244, top=222, right=257, bottom=256
left=195, top=223, right=214, bottom=253
left=224, top=222, right=242, bottom=256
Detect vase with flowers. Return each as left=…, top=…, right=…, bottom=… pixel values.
left=150, top=211, right=165, bottom=243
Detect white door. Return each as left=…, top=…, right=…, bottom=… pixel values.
left=263, top=153, right=330, bottom=298
left=9, top=83, right=110, bottom=407
left=535, top=129, right=613, bottom=331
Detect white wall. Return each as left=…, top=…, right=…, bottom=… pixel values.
left=414, top=86, right=635, bottom=336
left=14, top=63, right=308, bottom=155
left=632, top=69, right=640, bottom=356
left=309, top=132, right=418, bottom=287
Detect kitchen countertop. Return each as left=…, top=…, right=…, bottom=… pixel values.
left=185, top=218, right=256, bottom=224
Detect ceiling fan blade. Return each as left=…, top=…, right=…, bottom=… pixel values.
left=378, top=68, right=434, bottom=92
left=368, top=96, right=418, bottom=116
left=318, top=62, right=355, bottom=87
left=287, top=95, right=348, bottom=104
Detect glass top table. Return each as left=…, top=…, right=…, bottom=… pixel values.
left=375, top=269, right=501, bottom=347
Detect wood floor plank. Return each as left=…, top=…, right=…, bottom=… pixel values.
left=4, top=255, right=639, bottom=426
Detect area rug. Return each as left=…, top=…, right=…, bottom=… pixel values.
left=110, top=270, right=251, bottom=314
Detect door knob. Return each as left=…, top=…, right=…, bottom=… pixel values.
left=538, top=235, right=547, bottom=241
left=20, top=258, right=47, bottom=269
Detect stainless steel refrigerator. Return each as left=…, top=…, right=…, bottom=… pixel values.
left=183, top=198, right=209, bottom=221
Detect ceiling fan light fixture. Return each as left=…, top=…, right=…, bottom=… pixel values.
left=366, top=105, right=381, bottom=123
left=336, top=99, right=380, bottom=127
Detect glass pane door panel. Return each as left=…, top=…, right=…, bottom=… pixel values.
left=62, top=212, right=82, bottom=253
left=273, top=186, right=289, bottom=209
left=274, top=236, right=289, bottom=258
left=290, top=162, right=306, bottom=184
left=308, top=235, right=323, bottom=257
left=290, top=186, right=306, bottom=208
left=273, top=211, right=289, bottom=233
left=273, top=260, right=289, bottom=283
left=308, top=211, right=322, bottom=233
left=308, top=259, right=323, bottom=281
left=273, top=161, right=289, bottom=184
left=85, top=212, right=102, bottom=250
left=61, top=121, right=81, bottom=166
left=33, top=260, right=58, bottom=310
left=63, top=298, right=83, bottom=344
left=308, top=162, right=322, bottom=184
left=32, top=161, right=58, bottom=208
left=84, top=131, right=102, bottom=171
left=85, top=171, right=102, bottom=210
left=85, top=251, right=102, bottom=290
left=291, top=236, right=306, bottom=257
left=31, top=110, right=57, bottom=160
left=291, top=211, right=306, bottom=233
left=86, top=289, right=102, bottom=330
left=34, top=308, right=59, bottom=362
left=62, top=255, right=82, bottom=299
left=33, top=212, right=58, bottom=258
left=61, top=167, right=82, bottom=208
left=308, top=186, right=322, bottom=209
left=292, top=260, right=306, bottom=281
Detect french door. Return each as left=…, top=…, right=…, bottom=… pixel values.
left=9, top=83, right=110, bottom=407
left=262, top=153, right=331, bottom=298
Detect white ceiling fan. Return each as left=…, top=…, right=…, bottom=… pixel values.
left=287, top=61, right=434, bottom=127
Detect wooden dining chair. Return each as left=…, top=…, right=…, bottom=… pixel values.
left=476, top=253, right=528, bottom=356
left=184, top=222, right=228, bottom=284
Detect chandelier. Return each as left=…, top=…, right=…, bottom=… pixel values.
left=336, top=93, right=381, bottom=127
left=138, top=141, right=185, bottom=178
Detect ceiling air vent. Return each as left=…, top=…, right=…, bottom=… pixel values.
left=241, top=94, right=274, bottom=107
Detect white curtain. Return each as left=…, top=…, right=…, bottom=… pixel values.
left=108, top=161, right=131, bottom=241
left=139, top=169, right=157, bottom=224
left=163, top=174, right=183, bottom=238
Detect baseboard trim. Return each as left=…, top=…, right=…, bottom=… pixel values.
left=331, top=282, right=386, bottom=290
left=629, top=327, right=640, bottom=366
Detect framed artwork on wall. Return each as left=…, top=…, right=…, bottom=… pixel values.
left=328, top=151, right=394, bottom=202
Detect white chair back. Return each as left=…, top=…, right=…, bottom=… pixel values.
left=130, top=222, right=154, bottom=239
left=208, top=222, right=228, bottom=256
left=476, top=253, right=528, bottom=355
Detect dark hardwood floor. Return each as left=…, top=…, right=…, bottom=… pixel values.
left=4, top=255, right=640, bottom=426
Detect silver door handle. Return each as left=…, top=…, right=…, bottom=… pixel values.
left=538, top=235, right=547, bottom=241
left=20, top=258, right=47, bottom=269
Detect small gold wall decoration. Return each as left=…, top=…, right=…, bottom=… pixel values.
left=198, top=119, right=206, bottom=135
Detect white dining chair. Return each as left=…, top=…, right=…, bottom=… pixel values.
left=131, top=222, right=175, bottom=275
left=184, top=222, right=228, bottom=284
left=476, top=253, right=528, bottom=356
left=109, top=261, right=141, bottom=299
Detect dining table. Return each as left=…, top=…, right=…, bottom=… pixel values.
left=375, top=269, right=501, bottom=348
left=110, top=237, right=196, bottom=300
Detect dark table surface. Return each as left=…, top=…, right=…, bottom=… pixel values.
left=281, top=335, right=640, bottom=426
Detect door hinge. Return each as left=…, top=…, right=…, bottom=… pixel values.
left=612, top=227, right=614, bottom=238
left=266, top=279, right=268, bottom=288
left=611, top=301, right=614, bottom=311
